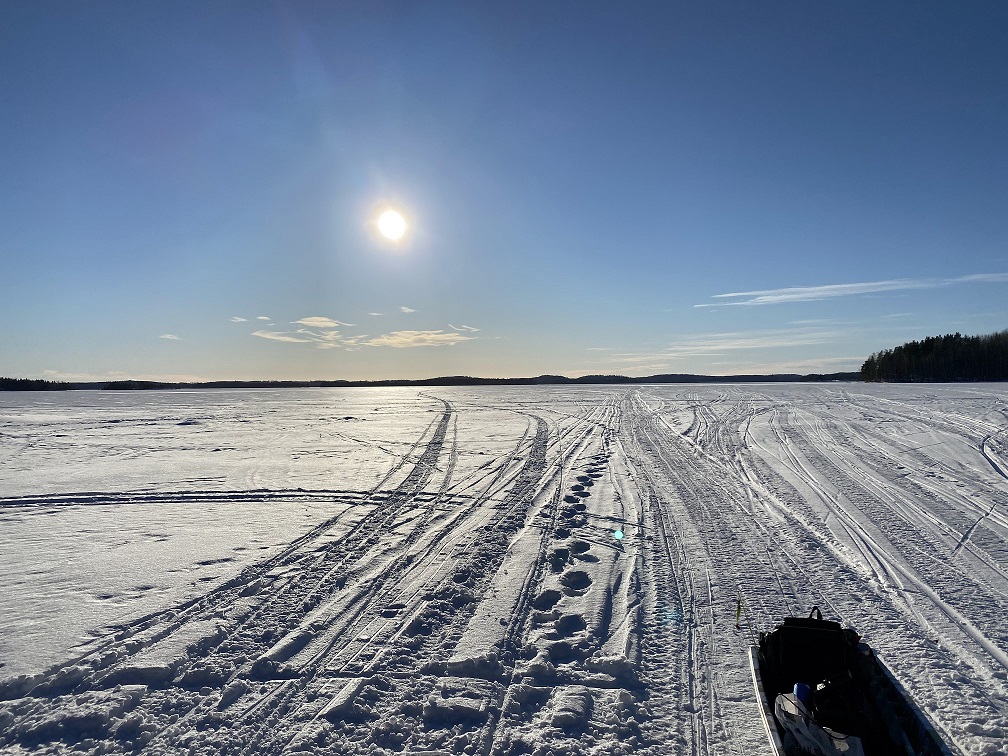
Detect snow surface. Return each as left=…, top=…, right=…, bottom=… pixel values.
left=1, top=384, right=1006, bottom=755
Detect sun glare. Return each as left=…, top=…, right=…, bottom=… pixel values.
left=376, top=209, right=408, bottom=241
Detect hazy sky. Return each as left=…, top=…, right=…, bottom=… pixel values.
left=2, top=2, right=1006, bottom=381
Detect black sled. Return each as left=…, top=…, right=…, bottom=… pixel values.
left=749, top=607, right=952, bottom=756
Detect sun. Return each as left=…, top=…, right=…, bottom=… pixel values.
left=376, top=208, right=408, bottom=241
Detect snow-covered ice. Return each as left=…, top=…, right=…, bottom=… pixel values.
left=1, top=384, right=1006, bottom=754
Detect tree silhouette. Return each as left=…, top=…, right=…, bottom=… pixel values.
left=861, top=329, right=1008, bottom=382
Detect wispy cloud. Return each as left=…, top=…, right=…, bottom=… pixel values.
left=340, top=335, right=370, bottom=350
left=956, top=273, right=1008, bottom=284
left=256, top=315, right=271, bottom=321
left=697, top=272, right=1008, bottom=307
left=293, top=327, right=344, bottom=349
left=230, top=316, right=248, bottom=322
left=160, top=334, right=182, bottom=340
left=400, top=306, right=416, bottom=313
left=668, top=328, right=839, bottom=355
left=252, top=323, right=474, bottom=350
left=364, top=330, right=474, bottom=348
left=585, top=348, right=863, bottom=376
left=293, top=316, right=355, bottom=328
left=368, top=312, right=383, bottom=317
left=787, top=318, right=854, bottom=326
left=448, top=323, right=480, bottom=332
left=593, top=327, right=841, bottom=366
left=252, top=330, right=313, bottom=343
left=708, top=355, right=864, bottom=374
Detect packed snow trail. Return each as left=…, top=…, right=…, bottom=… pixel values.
left=0, top=385, right=1006, bottom=755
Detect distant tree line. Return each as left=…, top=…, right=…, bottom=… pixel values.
left=2, top=370, right=863, bottom=391
left=0, top=377, right=71, bottom=391
left=1, top=371, right=861, bottom=390
left=101, top=380, right=162, bottom=390
left=861, top=329, right=1008, bottom=382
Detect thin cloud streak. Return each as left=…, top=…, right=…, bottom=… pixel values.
left=364, top=330, right=473, bottom=348
left=159, top=334, right=182, bottom=340
left=252, top=324, right=475, bottom=350
left=293, top=316, right=355, bottom=328
left=293, top=327, right=343, bottom=350
left=710, top=355, right=864, bottom=374
left=697, top=273, right=1008, bottom=307
left=595, top=328, right=842, bottom=366
left=252, top=330, right=313, bottom=343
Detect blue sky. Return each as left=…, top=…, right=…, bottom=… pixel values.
left=2, top=1, right=1006, bottom=381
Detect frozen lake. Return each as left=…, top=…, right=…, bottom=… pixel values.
left=1, top=385, right=1006, bottom=755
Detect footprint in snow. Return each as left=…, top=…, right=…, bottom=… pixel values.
left=559, top=570, right=592, bottom=593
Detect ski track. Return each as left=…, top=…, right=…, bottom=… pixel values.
left=1, top=385, right=1006, bottom=755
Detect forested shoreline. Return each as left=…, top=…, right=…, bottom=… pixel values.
left=861, top=329, right=1008, bottom=382
left=0, top=378, right=70, bottom=391
left=0, top=372, right=859, bottom=391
